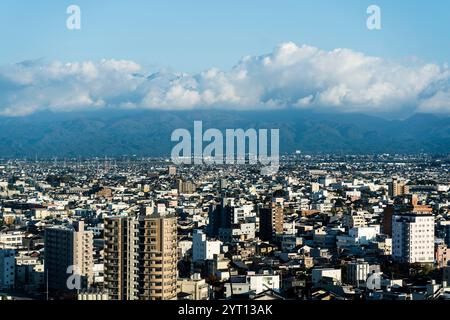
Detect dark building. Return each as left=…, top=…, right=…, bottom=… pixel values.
left=207, top=199, right=233, bottom=237
left=259, top=203, right=284, bottom=241
left=382, top=205, right=394, bottom=237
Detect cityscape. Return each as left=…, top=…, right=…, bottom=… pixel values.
left=0, top=153, right=449, bottom=300
left=1, top=1, right=450, bottom=311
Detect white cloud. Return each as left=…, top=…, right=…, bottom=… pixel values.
left=1, top=42, right=450, bottom=116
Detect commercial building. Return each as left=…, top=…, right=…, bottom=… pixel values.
left=0, top=231, right=24, bottom=249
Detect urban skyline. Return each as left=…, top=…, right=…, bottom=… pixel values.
left=0, top=0, right=450, bottom=311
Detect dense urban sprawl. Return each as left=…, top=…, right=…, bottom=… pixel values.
left=0, top=154, right=449, bottom=300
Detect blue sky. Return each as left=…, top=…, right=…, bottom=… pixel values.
left=0, top=0, right=449, bottom=71
left=0, top=0, right=450, bottom=117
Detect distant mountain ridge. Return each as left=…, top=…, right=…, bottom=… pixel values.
left=0, top=110, right=448, bottom=157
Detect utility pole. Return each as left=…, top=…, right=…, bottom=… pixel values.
left=46, top=268, right=49, bottom=301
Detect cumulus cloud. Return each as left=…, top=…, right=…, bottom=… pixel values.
left=1, top=42, right=450, bottom=116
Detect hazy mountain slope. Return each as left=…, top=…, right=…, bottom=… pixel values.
left=0, top=110, right=448, bottom=157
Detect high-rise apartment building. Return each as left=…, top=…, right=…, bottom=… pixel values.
left=104, top=211, right=178, bottom=301
left=139, top=213, right=178, bottom=300
left=392, top=212, right=435, bottom=264
left=104, top=216, right=139, bottom=300
left=44, top=221, right=93, bottom=294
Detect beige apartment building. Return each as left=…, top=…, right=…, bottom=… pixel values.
left=389, top=177, right=406, bottom=197
left=139, top=213, right=178, bottom=300
left=104, top=210, right=177, bottom=301
left=103, top=216, right=139, bottom=300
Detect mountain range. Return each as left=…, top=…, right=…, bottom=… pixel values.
left=0, top=110, right=448, bottom=158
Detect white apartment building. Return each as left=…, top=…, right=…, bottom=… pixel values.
left=192, top=229, right=221, bottom=262
left=392, top=213, right=435, bottom=264
left=0, top=231, right=24, bottom=248
left=232, top=204, right=256, bottom=224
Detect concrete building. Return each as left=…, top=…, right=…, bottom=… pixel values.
left=312, top=268, right=342, bottom=285
left=168, top=166, right=177, bottom=176
left=0, top=249, right=15, bottom=290
left=347, top=260, right=380, bottom=288
left=139, top=212, right=178, bottom=300
left=435, top=241, right=450, bottom=269
left=15, top=255, right=45, bottom=293
left=259, top=203, right=284, bottom=241
left=177, top=273, right=210, bottom=300
left=104, top=216, right=139, bottom=300
left=192, top=229, right=221, bottom=262
left=77, top=289, right=109, bottom=300
left=44, top=220, right=94, bottom=295
left=343, top=212, right=367, bottom=229
left=382, top=205, right=394, bottom=236
left=389, top=177, right=406, bottom=197
left=392, top=212, right=435, bottom=264
left=207, top=199, right=233, bottom=237
left=104, top=212, right=178, bottom=301
left=224, top=271, right=280, bottom=298
left=177, top=179, right=196, bottom=194
left=348, top=226, right=380, bottom=244
left=0, top=232, right=24, bottom=249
